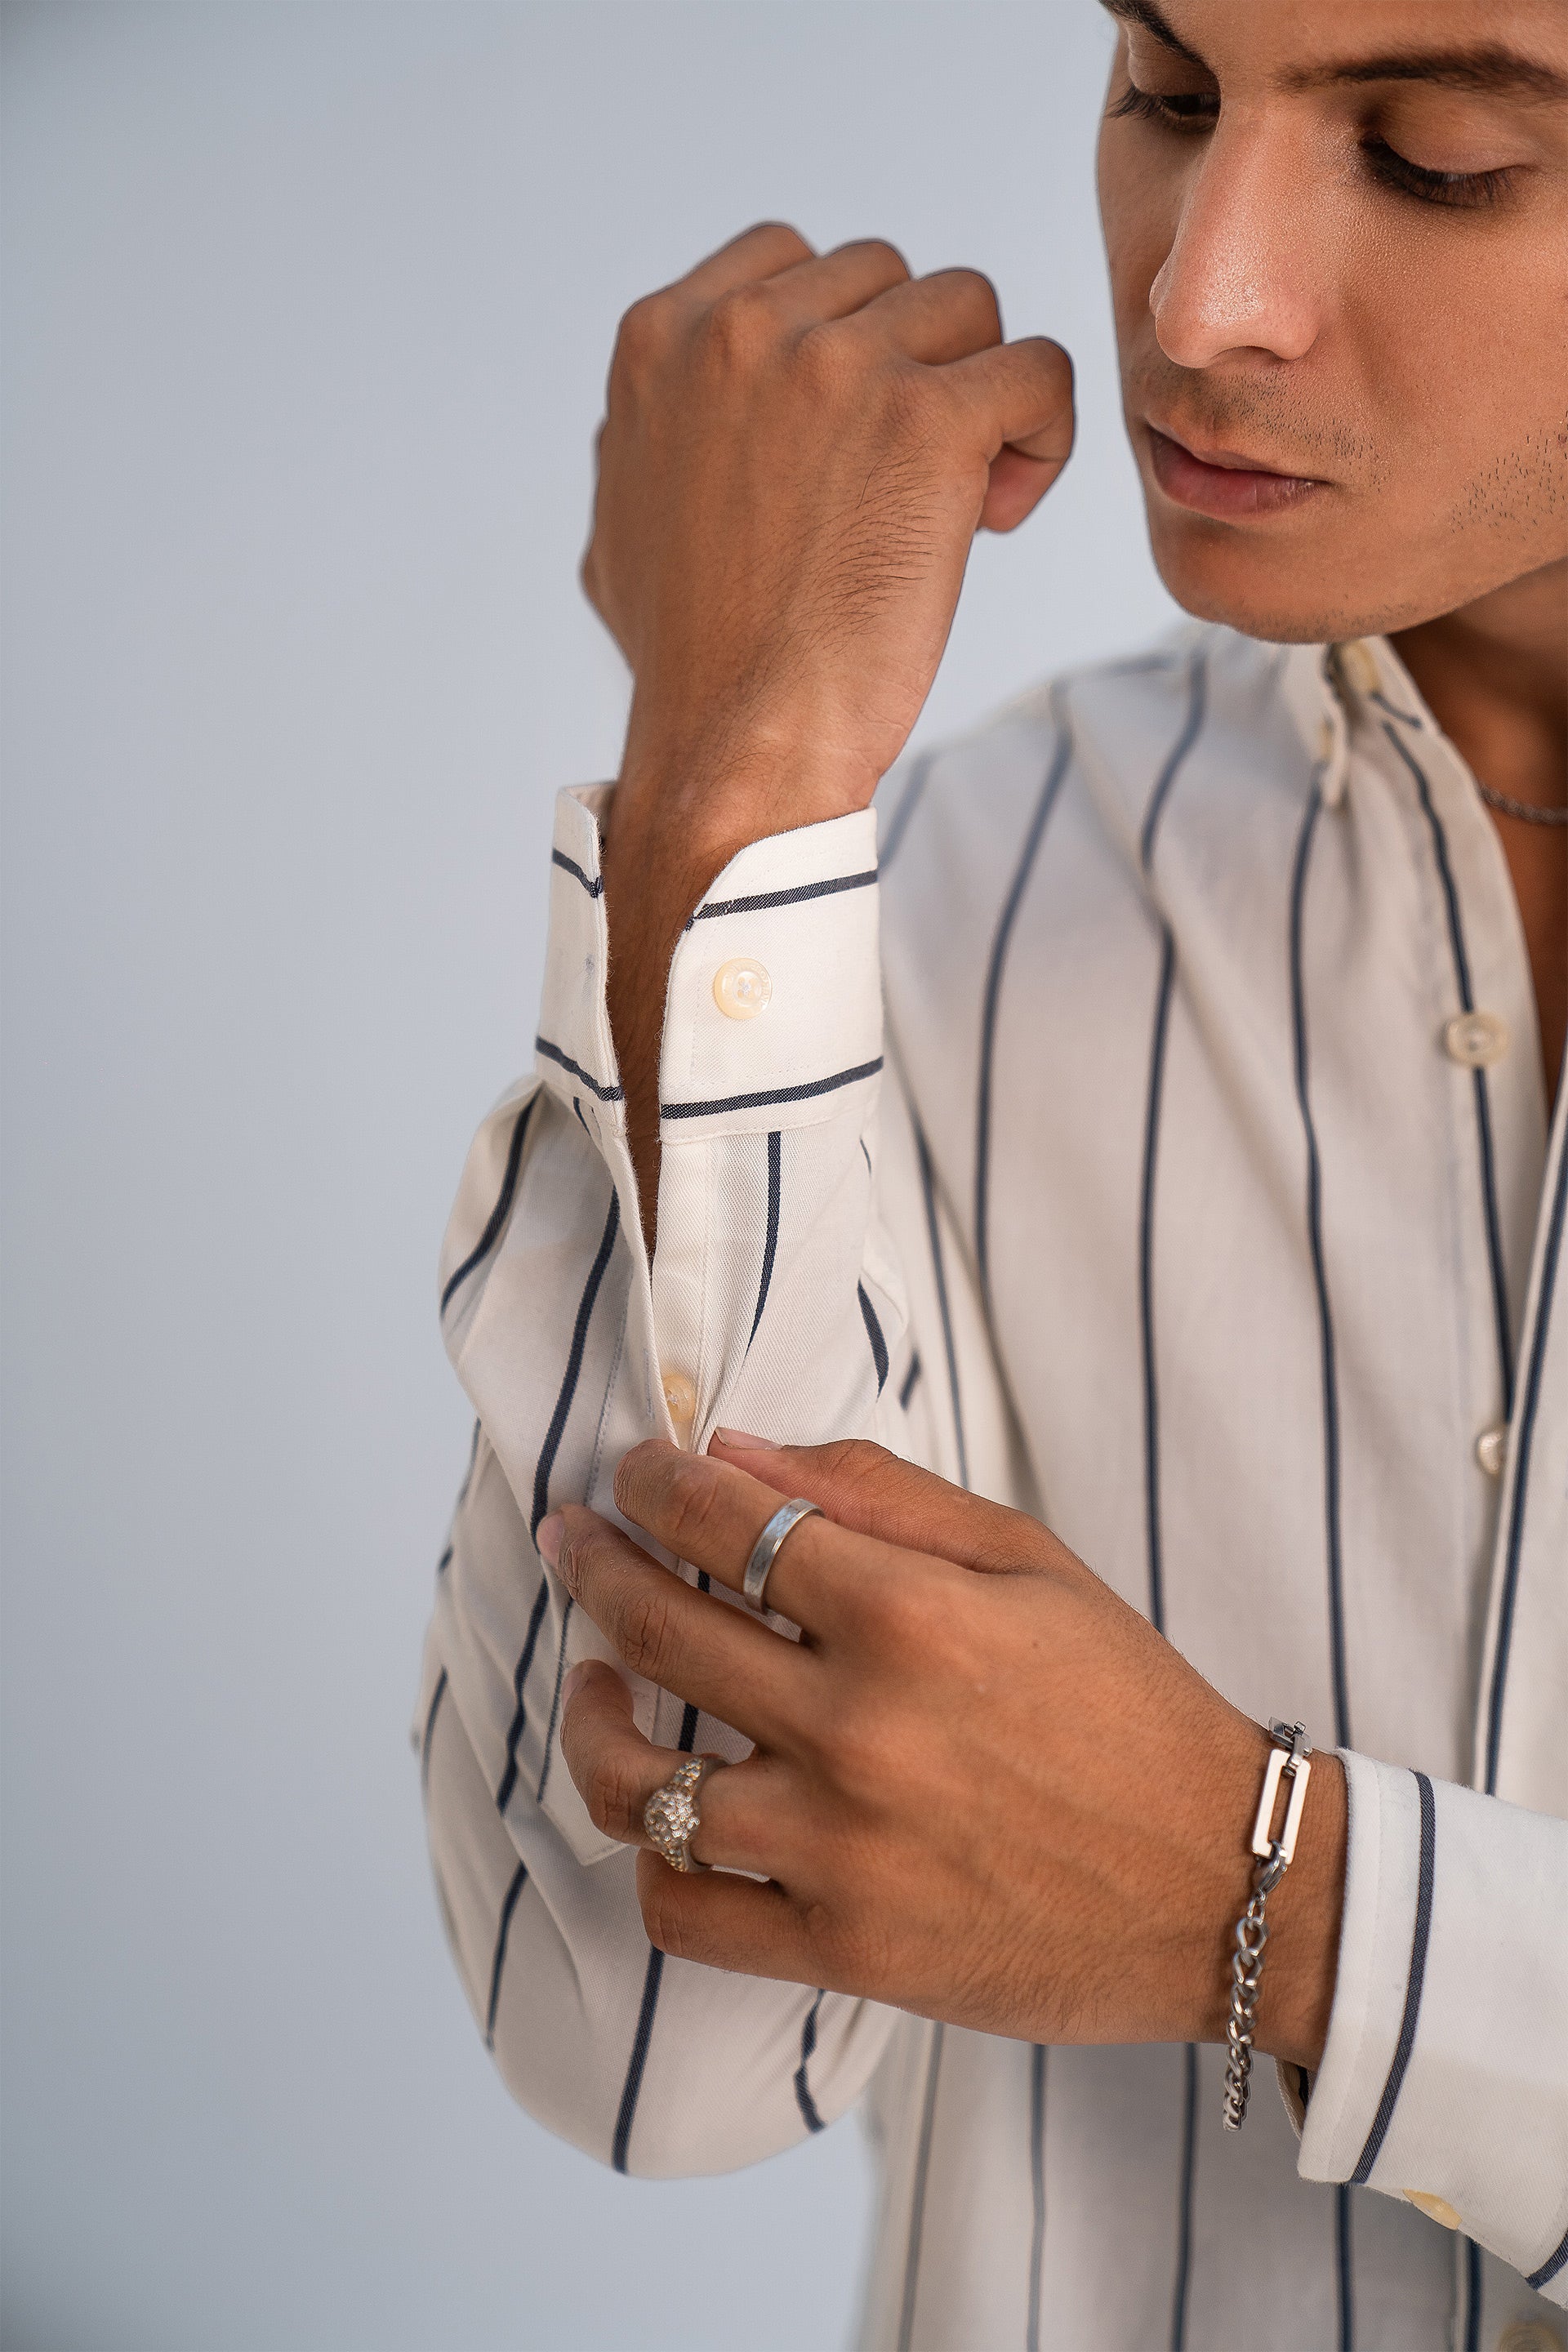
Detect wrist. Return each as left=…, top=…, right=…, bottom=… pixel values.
left=617, top=693, right=881, bottom=859
left=1254, top=1748, right=1346, bottom=2069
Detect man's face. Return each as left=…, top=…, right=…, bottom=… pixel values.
left=1096, top=0, right=1568, bottom=643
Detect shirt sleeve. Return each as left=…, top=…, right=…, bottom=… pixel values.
left=1297, top=1748, right=1568, bottom=2305
left=417, top=781, right=913, bottom=2176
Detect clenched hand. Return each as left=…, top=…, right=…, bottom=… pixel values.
left=581, top=224, right=1076, bottom=1239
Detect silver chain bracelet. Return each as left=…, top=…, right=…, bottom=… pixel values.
left=1222, top=1720, right=1313, bottom=2131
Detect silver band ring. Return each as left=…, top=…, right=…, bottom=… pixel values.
left=742, top=1497, right=822, bottom=1612
left=642, top=1753, right=723, bottom=1873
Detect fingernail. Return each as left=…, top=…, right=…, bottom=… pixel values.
left=560, top=1661, right=590, bottom=1712
left=537, top=1511, right=565, bottom=1566
left=711, top=1427, right=779, bottom=1452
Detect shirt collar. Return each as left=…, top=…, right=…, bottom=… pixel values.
left=1278, top=634, right=1437, bottom=810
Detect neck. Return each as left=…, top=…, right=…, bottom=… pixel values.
left=1392, top=560, right=1567, bottom=816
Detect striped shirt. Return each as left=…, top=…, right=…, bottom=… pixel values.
left=418, top=621, right=1568, bottom=2351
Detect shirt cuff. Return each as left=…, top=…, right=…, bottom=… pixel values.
left=532, top=785, right=625, bottom=1123
left=658, top=806, right=882, bottom=1134
left=532, top=784, right=884, bottom=1140
left=1299, top=1749, right=1568, bottom=2301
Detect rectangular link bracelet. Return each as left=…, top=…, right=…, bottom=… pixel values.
left=1222, top=1720, right=1313, bottom=2131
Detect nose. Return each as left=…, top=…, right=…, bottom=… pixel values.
left=1150, top=116, right=1324, bottom=368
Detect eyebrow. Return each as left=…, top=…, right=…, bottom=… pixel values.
left=1097, top=0, right=1568, bottom=103
left=1098, top=0, right=1207, bottom=71
left=1287, top=48, right=1568, bottom=103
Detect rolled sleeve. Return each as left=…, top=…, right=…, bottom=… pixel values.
left=532, top=784, right=626, bottom=1125
left=1298, top=1749, right=1568, bottom=2302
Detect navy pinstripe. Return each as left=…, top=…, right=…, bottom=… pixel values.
left=1388, top=728, right=1514, bottom=1410
left=1137, top=655, right=1209, bottom=1638
left=496, top=1187, right=621, bottom=1811
left=1169, top=2042, right=1197, bottom=2352
left=1027, top=2045, right=1048, bottom=2352
left=1485, top=1116, right=1566, bottom=1793
left=975, top=712, right=1072, bottom=1301
left=914, top=1119, right=969, bottom=1490
left=793, top=1991, right=827, bottom=2133
left=484, top=1861, right=528, bottom=2050
left=897, top=2025, right=944, bottom=2352
left=1351, top=1771, right=1437, bottom=2182
left=441, top=1096, right=536, bottom=1316
left=1290, top=780, right=1352, bottom=1747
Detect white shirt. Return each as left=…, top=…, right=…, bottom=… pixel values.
left=418, top=621, right=1567, bottom=2352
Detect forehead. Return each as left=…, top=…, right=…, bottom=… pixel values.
left=1107, top=0, right=1568, bottom=95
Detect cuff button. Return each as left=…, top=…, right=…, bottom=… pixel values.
left=713, top=959, right=773, bottom=1021
left=1402, top=2189, right=1462, bottom=2230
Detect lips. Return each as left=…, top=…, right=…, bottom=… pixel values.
left=1146, top=424, right=1325, bottom=521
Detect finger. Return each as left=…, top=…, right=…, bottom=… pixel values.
left=941, top=334, right=1076, bottom=467
left=752, top=236, right=911, bottom=323
left=636, top=1848, right=821, bottom=1984
left=677, top=219, right=817, bottom=301
left=611, top=1440, right=893, bottom=1632
left=543, top=1503, right=809, bottom=1739
left=853, top=265, right=1003, bottom=365
left=557, top=1661, right=783, bottom=1869
left=980, top=443, right=1061, bottom=536
left=707, top=1432, right=1046, bottom=1576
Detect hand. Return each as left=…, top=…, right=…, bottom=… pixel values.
left=586, top=222, right=1076, bottom=841
left=585, top=224, right=1075, bottom=1245
left=543, top=1435, right=1346, bottom=2068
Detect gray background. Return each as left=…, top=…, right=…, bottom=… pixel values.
left=0, top=5, right=1178, bottom=2346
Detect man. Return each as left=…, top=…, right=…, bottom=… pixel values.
left=417, top=0, right=1567, bottom=2342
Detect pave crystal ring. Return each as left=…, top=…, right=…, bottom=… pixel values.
left=742, top=1498, right=822, bottom=1612
left=642, top=1754, right=723, bottom=1873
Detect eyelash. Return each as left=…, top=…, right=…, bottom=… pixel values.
left=1107, top=83, right=1517, bottom=210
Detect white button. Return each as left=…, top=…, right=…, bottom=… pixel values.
left=712, top=959, right=772, bottom=1021
left=1475, top=1424, right=1508, bottom=1479
left=661, top=1371, right=696, bottom=1431
left=1496, top=2324, right=1566, bottom=2352
left=1442, top=1010, right=1508, bottom=1069
left=1402, top=2189, right=1462, bottom=2230
left=1339, top=639, right=1381, bottom=697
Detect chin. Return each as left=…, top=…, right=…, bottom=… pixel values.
left=1142, top=498, right=1536, bottom=648
left=1145, top=509, right=1380, bottom=646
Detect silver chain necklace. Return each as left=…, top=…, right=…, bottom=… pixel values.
left=1474, top=780, right=1568, bottom=827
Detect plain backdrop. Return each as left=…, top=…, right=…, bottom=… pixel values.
left=0, top=5, right=1179, bottom=2346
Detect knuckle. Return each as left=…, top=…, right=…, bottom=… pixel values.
left=818, top=1437, right=895, bottom=1486
left=750, top=218, right=813, bottom=265
left=639, top=1873, right=691, bottom=1958
left=659, top=1454, right=723, bottom=1554
left=792, top=319, right=851, bottom=392
left=612, top=292, right=667, bottom=376
left=850, top=235, right=910, bottom=281
left=619, top=1584, right=678, bottom=1681
left=1023, top=334, right=1076, bottom=401
left=954, top=265, right=1002, bottom=325
left=584, top=1750, right=640, bottom=1842
left=702, top=283, right=775, bottom=367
